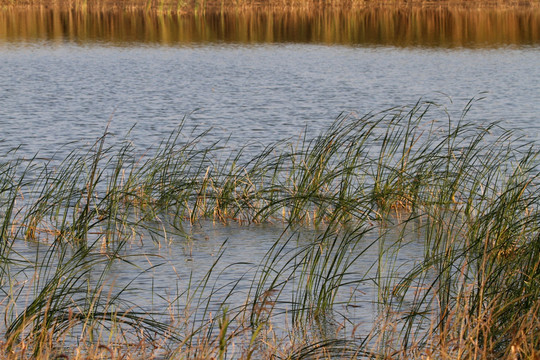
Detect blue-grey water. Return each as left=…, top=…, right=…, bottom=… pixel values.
left=1, top=44, right=539, bottom=161
left=1, top=25, right=539, bottom=347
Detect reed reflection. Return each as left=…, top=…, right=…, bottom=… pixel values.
left=0, top=6, right=539, bottom=46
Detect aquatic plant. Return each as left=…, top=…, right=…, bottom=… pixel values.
left=0, top=99, right=539, bottom=358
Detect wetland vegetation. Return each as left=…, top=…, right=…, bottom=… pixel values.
left=0, top=100, right=539, bottom=358
left=1, top=3, right=539, bottom=46
left=1, top=0, right=540, bottom=357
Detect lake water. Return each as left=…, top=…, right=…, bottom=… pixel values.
left=1, top=5, right=539, bottom=349
left=1, top=43, right=539, bottom=162
left=1, top=7, right=540, bottom=160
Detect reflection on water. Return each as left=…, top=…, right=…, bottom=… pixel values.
left=1, top=5, right=539, bottom=46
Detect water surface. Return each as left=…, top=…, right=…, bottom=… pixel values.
left=1, top=5, right=539, bottom=347
left=1, top=6, right=539, bottom=46
left=1, top=44, right=539, bottom=161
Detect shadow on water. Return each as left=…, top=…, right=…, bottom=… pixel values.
left=1, top=4, right=539, bottom=47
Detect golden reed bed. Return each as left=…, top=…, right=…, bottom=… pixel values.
left=1, top=0, right=539, bottom=13
left=1, top=0, right=539, bottom=46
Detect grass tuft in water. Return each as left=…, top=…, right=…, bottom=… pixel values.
left=0, top=99, right=539, bottom=358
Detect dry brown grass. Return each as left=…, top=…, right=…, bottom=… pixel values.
left=1, top=0, right=539, bottom=14
left=1, top=2, right=538, bottom=46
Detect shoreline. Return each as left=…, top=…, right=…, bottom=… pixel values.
left=2, top=0, right=539, bottom=13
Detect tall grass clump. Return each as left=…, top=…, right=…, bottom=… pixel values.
left=0, top=99, right=539, bottom=358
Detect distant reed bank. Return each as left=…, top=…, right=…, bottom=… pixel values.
left=1, top=2, right=539, bottom=46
